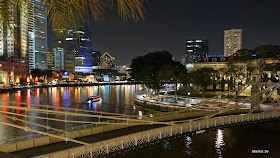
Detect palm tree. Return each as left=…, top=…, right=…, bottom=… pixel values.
left=0, top=0, right=147, bottom=38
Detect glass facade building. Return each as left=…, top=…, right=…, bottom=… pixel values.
left=52, top=29, right=92, bottom=73
left=185, top=38, right=208, bottom=68
left=92, top=51, right=101, bottom=66
left=28, top=0, right=47, bottom=70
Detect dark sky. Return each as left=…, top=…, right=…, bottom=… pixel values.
left=50, top=0, right=280, bottom=65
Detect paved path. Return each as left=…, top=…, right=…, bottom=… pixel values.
left=11, top=124, right=165, bottom=158
left=0, top=151, right=20, bottom=158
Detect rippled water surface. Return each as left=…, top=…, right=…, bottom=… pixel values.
left=0, top=85, right=145, bottom=139
left=112, top=120, right=280, bottom=158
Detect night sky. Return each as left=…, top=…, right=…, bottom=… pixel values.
left=49, top=0, right=280, bottom=65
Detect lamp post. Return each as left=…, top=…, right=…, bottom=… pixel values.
left=187, top=92, right=190, bottom=105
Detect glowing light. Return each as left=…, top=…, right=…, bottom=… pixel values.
left=26, top=77, right=30, bottom=83
left=3, top=78, right=7, bottom=83
left=35, top=77, right=39, bottom=82
left=16, top=77, right=20, bottom=83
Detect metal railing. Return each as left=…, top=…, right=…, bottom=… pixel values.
left=45, top=111, right=279, bottom=158
left=0, top=119, right=121, bottom=146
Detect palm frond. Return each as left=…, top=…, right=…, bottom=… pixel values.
left=0, top=0, right=148, bottom=40
left=112, top=0, right=146, bottom=22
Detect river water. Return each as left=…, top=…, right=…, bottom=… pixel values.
left=1, top=85, right=280, bottom=157
left=0, top=85, right=146, bottom=139
left=112, top=120, right=280, bottom=158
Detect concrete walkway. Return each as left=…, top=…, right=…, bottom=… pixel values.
left=0, top=151, right=20, bottom=158
left=11, top=124, right=165, bottom=158
left=135, top=92, right=279, bottom=111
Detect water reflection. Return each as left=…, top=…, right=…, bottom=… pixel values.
left=215, top=129, right=225, bottom=157
left=0, top=85, right=146, bottom=139
left=163, top=141, right=171, bottom=151
left=184, top=135, right=192, bottom=156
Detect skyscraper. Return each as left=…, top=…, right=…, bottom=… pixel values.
left=28, top=0, right=47, bottom=70
left=92, top=51, right=101, bottom=66
left=54, top=48, right=64, bottom=71
left=52, top=29, right=92, bottom=73
left=52, top=31, right=75, bottom=73
left=185, top=38, right=208, bottom=68
left=0, top=2, right=29, bottom=81
left=224, top=29, right=242, bottom=57
left=47, top=49, right=54, bottom=70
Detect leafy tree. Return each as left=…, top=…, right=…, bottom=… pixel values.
left=255, top=45, right=280, bottom=58
left=156, top=64, right=187, bottom=102
left=42, top=70, right=54, bottom=79
left=30, top=69, right=43, bottom=78
left=230, top=49, right=255, bottom=62
left=137, top=65, right=163, bottom=94
left=220, top=78, right=225, bottom=92
left=188, top=67, right=217, bottom=101
left=230, top=45, right=280, bottom=62
left=131, top=51, right=184, bottom=97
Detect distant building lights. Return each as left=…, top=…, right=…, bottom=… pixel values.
left=75, top=66, right=92, bottom=73
left=65, top=38, right=73, bottom=41
left=207, top=55, right=224, bottom=58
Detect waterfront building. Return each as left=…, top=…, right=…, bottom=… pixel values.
left=185, top=38, right=208, bottom=69
left=189, top=56, right=229, bottom=72
left=116, top=65, right=131, bottom=79
left=28, top=0, right=47, bottom=70
left=100, top=52, right=116, bottom=69
left=0, top=2, right=29, bottom=81
left=0, top=57, right=15, bottom=84
left=224, top=29, right=242, bottom=57
left=47, top=49, right=54, bottom=70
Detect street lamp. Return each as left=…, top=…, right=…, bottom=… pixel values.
left=187, top=92, right=191, bottom=105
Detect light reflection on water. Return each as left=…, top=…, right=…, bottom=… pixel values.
left=0, top=85, right=144, bottom=139
left=215, top=129, right=225, bottom=157
left=184, top=135, right=192, bottom=156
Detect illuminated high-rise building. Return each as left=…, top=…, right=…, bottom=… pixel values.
left=224, top=29, right=242, bottom=57
left=52, top=29, right=92, bottom=73
left=92, top=51, right=101, bottom=66
left=28, top=0, right=47, bottom=70
left=47, top=49, right=54, bottom=70
left=185, top=38, right=208, bottom=69
left=0, top=1, right=29, bottom=81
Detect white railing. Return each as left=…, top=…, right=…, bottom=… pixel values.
left=0, top=119, right=121, bottom=146
left=42, top=111, right=279, bottom=158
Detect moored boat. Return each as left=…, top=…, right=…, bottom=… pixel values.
left=87, top=96, right=102, bottom=102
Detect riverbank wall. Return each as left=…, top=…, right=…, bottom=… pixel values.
left=0, top=82, right=138, bottom=93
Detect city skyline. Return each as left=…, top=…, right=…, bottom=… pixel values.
left=75, top=0, right=280, bottom=65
